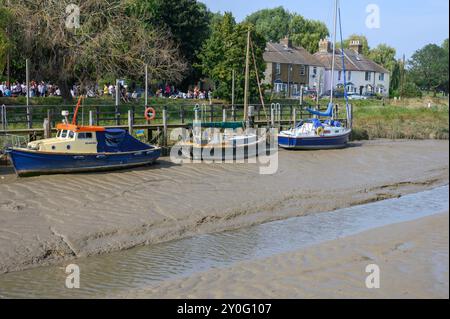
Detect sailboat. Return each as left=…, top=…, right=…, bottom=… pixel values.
left=278, top=0, right=352, bottom=150
left=180, top=30, right=267, bottom=161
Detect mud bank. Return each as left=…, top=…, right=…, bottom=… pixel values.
left=0, top=139, right=448, bottom=274
left=122, top=213, right=449, bottom=299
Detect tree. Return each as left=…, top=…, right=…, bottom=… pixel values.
left=245, top=7, right=329, bottom=53
left=408, top=44, right=448, bottom=96
left=289, top=15, right=329, bottom=53
left=2, top=0, right=187, bottom=101
left=389, top=60, right=401, bottom=96
left=342, top=34, right=370, bottom=56
left=0, top=8, right=11, bottom=78
left=368, top=44, right=396, bottom=72
left=132, top=0, right=212, bottom=86
left=197, top=13, right=266, bottom=103
left=245, top=7, right=290, bottom=43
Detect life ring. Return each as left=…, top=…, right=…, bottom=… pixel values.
left=144, top=107, right=156, bottom=121
left=316, top=127, right=324, bottom=136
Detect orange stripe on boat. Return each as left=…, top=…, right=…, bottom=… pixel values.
left=56, top=123, right=106, bottom=132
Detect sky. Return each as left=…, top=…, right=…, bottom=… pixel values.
left=200, top=0, right=449, bottom=59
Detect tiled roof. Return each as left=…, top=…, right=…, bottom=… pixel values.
left=263, top=42, right=325, bottom=67
left=314, top=49, right=389, bottom=73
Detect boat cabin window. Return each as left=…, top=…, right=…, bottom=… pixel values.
left=56, top=130, right=61, bottom=138
left=68, top=131, right=75, bottom=139
left=60, top=130, right=68, bottom=138
left=77, top=132, right=93, bottom=139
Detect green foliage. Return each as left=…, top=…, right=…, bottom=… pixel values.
left=245, top=7, right=329, bottom=53
left=408, top=44, right=449, bottom=95
left=399, top=81, right=423, bottom=98
left=133, top=0, right=212, bottom=67
left=245, top=7, right=290, bottom=43
left=342, top=34, right=370, bottom=56
left=368, top=44, right=396, bottom=72
left=289, top=15, right=329, bottom=53
left=0, top=8, right=12, bottom=77
left=389, top=61, right=401, bottom=96
left=197, top=13, right=266, bottom=103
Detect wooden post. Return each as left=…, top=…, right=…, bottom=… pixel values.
left=195, top=109, right=199, bottom=122
left=1, top=105, right=5, bottom=131
left=96, top=105, right=100, bottom=126
left=163, top=107, right=168, bottom=149
left=299, top=85, right=304, bottom=106
left=210, top=104, right=214, bottom=122
left=231, top=69, right=235, bottom=120
left=43, top=118, right=50, bottom=139
left=89, top=110, right=94, bottom=126
left=271, top=107, right=275, bottom=128
left=115, top=79, right=120, bottom=125
left=222, top=107, right=226, bottom=122
left=293, top=107, right=297, bottom=128
left=180, top=105, right=185, bottom=124
left=26, top=59, right=32, bottom=129
left=127, top=110, right=133, bottom=134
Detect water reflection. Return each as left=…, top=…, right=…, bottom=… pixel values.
left=0, top=186, right=448, bottom=299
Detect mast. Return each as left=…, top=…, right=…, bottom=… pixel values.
left=330, top=0, right=338, bottom=105
left=243, top=29, right=251, bottom=122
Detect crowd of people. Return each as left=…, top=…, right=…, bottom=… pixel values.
left=0, top=81, right=62, bottom=98
left=0, top=80, right=213, bottom=102
left=154, top=84, right=213, bottom=100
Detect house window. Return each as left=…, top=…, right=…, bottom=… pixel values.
left=299, top=65, right=306, bottom=76
left=275, top=63, right=281, bottom=76
left=348, top=71, right=352, bottom=81
left=379, top=73, right=385, bottom=81
left=274, top=82, right=284, bottom=93
left=313, top=67, right=317, bottom=76
left=338, top=71, right=342, bottom=81
left=365, top=72, right=371, bottom=81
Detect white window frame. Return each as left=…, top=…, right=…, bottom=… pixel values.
left=275, top=63, right=281, bottom=76
left=299, top=65, right=306, bottom=76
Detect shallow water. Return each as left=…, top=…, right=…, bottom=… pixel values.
left=0, top=185, right=448, bottom=299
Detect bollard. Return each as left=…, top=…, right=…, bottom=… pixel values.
left=222, top=107, right=227, bottom=122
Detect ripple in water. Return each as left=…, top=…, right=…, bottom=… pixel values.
left=0, top=186, right=448, bottom=299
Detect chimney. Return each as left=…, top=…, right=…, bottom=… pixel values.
left=280, top=37, right=292, bottom=48
left=349, top=40, right=363, bottom=54
left=319, top=39, right=331, bottom=53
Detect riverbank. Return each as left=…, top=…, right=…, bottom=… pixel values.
left=121, top=212, right=449, bottom=299
left=0, top=139, right=448, bottom=274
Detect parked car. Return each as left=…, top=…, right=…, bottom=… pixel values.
left=363, top=92, right=382, bottom=99
left=347, top=93, right=367, bottom=100
left=320, top=90, right=345, bottom=99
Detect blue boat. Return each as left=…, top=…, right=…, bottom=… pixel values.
left=7, top=98, right=161, bottom=176
left=278, top=119, right=351, bottom=150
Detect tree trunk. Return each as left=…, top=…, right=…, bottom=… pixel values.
left=58, top=78, right=73, bottom=104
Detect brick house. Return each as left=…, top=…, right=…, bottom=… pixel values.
left=262, top=38, right=326, bottom=97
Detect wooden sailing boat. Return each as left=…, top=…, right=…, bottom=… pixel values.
left=181, top=29, right=267, bottom=161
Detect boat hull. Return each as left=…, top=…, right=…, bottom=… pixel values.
left=6, top=147, right=161, bottom=176
left=278, top=131, right=351, bottom=150
left=180, top=137, right=267, bottom=161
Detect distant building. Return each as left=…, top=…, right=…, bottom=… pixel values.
left=314, top=39, right=390, bottom=96
left=262, top=38, right=326, bottom=97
